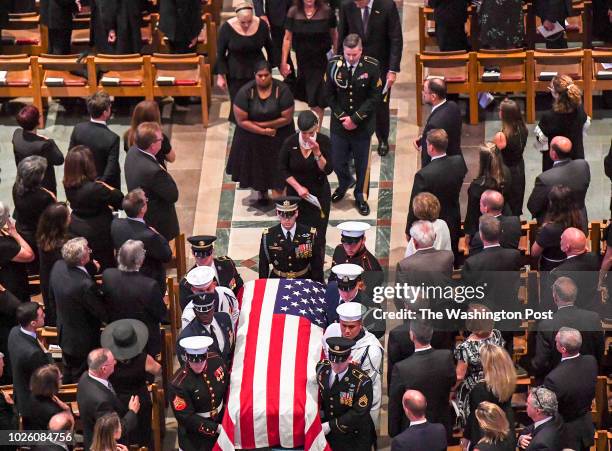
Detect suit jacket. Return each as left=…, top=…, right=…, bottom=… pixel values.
left=390, top=422, right=447, bottom=451
left=420, top=101, right=463, bottom=167
left=527, top=159, right=590, bottom=225
left=338, top=0, right=403, bottom=74
left=47, top=0, right=77, bottom=29
left=110, top=217, right=172, bottom=291
left=158, top=0, right=202, bottom=43
left=534, top=0, right=572, bottom=22
left=12, top=129, right=64, bottom=194
left=531, top=305, right=604, bottom=377
left=69, top=121, right=121, bottom=189
left=125, top=146, right=180, bottom=241
left=396, top=248, right=454, bottom=275
left=23, top=394, right=62, bottom=430
left=102, top=269, right=168, bottom=357
left=7, top=327, right=52, bottom=414
left=49, top=260, right=108, bottom=359
left=406, top=155, right=467, bottom=245
left=544, top=355, right=596, bottom=449
left=521, top=415, right=564, bottom=451
left=253, top=0, right=291, bottom=27
left=388, top=348, right=456, bottom=438
left=76, top=372, right=138, bottom=450
left=469, top=215, right=522, bottom=254
left=550, top=252, right=601, bottom=312
left=176, top=312, right=234, bottom=364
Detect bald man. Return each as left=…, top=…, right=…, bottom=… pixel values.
left=390, top=390, right=446, bottom=451
left=527, top=136, right=590, bottom=227
left=549, top=228, right=601, bottom=312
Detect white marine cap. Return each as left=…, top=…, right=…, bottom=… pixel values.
left=336, top=302, right=364, bottom=322
left=337, top=221, right=370, bottom=238
left=185, top=265, right=215, bottom=288
left=179, top=336, right=214, bottom=356
left=331, top=263, right=364, bottom=282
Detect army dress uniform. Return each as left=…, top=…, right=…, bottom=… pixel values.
left=170, top=337, right=229, bottom=451
left=259, top=223, right=323, bottom=282
left=325, top=53, right=382, bottom=215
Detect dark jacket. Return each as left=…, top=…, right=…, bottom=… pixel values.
left=550, top=252, right=602, bottom=312
left=534, top=0, right=572, bottom=22
left=158, top=0, right=202, bottom=44
left=49, top=260, right=108, bottom=359
left=419, top=101, right=463, bottom=167
left=388, top=348, right=456, bottom=438
left=23, top=395, right=62, bottom=430
left=252, top=0, right=291, bottom=26
left=102, top=268, right=168, bottom=357
left=521, top=415, right=564, bottom=451
left=12, top=129, right=64, bottom=194
left=176, top=312, right=234, bottom=365
left=390, top=422, right=447, bottom=451
left=47, top=0, right=77, bottom=29
left=125, top=147, right=180, bottom=241
left=76, top=372, right=138, bottom=450
left=469, top=215, right=522, bottom=254
left=69, top=121, right=121, bottom=189
left=110, top=217, right=172, bottom=292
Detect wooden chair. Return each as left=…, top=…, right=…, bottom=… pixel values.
left=70, top=10, right=92, bottom=50
left=585, top=48, right=612, bottom=119
left=526, top=48, right=588, bottom=122
left=470, top=48, right=530, bottom=122
left=165, top=276, right=182, bottom=350
left=148, top=53, right=210, bottom=126
left=2, top=12, right=47, bottom=56
left=92, top=54, right=153, bottom=100
left=595, top=430, right=610, bottom=451
left=418, top=7, right=438, bottom=52
left=202, top=0, right=222, bottom=27
left=527, top=0, right=592, bottom=48
left=167, top=233, right=187, bottom=281
left=415, top=51, right=474, bottom=125
left=592, top=375, right=608, bottom=428
left=0, top=54, right=43, bottom=123
left=159, top=326, right=174, bottom=403
left=150, top=383, right=166, bottom=451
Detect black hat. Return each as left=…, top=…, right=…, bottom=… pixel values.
left=189, top=291, right=217, bottom=313
left=297, top=110, right=318, bottom=132
left=326, top=337, right=355, bottom=363
left=188, top=235, right=216, bottom=257
left=101, top=319, right=149, bottom=361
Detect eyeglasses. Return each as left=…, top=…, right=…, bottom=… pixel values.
left=531, top=387, right=544, bottom=409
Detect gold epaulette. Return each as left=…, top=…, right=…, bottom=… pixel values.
left=363, top=55, right=379, bottom=66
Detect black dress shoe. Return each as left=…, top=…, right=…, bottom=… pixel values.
left=356, top=200, right=370, bottom=216
left=331, top=189, right=346, bottom=203
left=377, top=141, right=389, bottom=156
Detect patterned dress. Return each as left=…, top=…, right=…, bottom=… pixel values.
left=478, top=0, right=525, bottom=49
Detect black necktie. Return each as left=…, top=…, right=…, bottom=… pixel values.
left=208, top=325, right=220, bottom=350
left=331, top=373, right=340, bottom=389
left=287, top=231, right=292, bottom=242
left=362, top=6, right=370, bottom=33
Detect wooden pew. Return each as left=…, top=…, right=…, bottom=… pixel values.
left=1, top=12, right=47, bottom=56
left=92, top=54, right=153, bottom=100
left=167, top=233, right=187, bottom=282
left=0, top=54, right=43, bottom=125
left=526, top=0, right=592, bottom=49
left=166, top=276, right=182, bottom=351
left=150, top=383, right=165, bottom=451
left=586, top=48, right=612, bottom=119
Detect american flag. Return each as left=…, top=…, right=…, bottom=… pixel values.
left=214, top=278, right=331, bottom=451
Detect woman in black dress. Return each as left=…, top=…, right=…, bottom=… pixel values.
left=463, top=144, right=512, bottom=246
left=493, top=99, right=528, bottom=216
left=102, top=319, right=161, bottom=447
left=36, top=203, right=71, bottom=327
left=12, top=156, right=56, bottom=274
left=472, top=402, right=515, bottom=451
left=214, top=2, right=275, bottom=122
left=0, top=202, right=35, bottom=302
left=535, top=75, right=588, bottom=171
left=226, top=60, right=295, bottom=204
left=279, top=111, right=333, bottom=259
left=63, top=145, right=124, bottom=271
left=281, top=0, right=337, bottom=126
left=23, top=364, right=72, bottom=430
left=123, top=100, right=176, bottom=168
left=12, top=104, right=64, bottom=195
left=464, top=344, right=516, bottom=451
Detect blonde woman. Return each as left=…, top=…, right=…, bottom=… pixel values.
left=404, top=192, right=452, bottom=258
left=473, top=402, right=515, bottom=451
left=90, top=413, right=127, bottom=451
left=463, top=344, right=516, bottom=450
left=534, top=74, right=589, bottom=171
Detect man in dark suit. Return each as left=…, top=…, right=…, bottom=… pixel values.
left=46, top=0, right=77, bottom=54
left=467, top=190, right=522, bottom=254
left=534, top=0, right=572, bottom=48
left=388, top=318, right=456, bottom=438
left=413, top=78, right=463, bottom=167
left=77, top=348, right=140, bottom=449
left=253, top=0, right=292, bottom=75
left=49, top=237, right=108, bottom=383
left=69, top=91, right=120, bottom=189
left=125, top=122, right=180, bottom=241
left=158, top=0, right=202, bottom=53
left=550, top=227, right=601, bottom=312
left=543, top=328, right=596, bottom=451
left=531, top=276, right=604, bottom=379
left=326, top=34, right=382, bottom=216
left=111, top=188, right=172, bottom=293
left=338, top=0, right=402, bottom=156
left=390, top=390, right=447, bottom=451
left=518, top=387, right=563, bottom=450
left=527, top=136, right=590, bottom=226
left=7, top=302, right=52, bottom=414
left=429, top=0, right=469, bottom=51
left=407, top=128, right=467, bottom=258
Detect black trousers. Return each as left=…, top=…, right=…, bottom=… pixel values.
left=48, top=28, right=72, bottom=55
left=62, top=353, right=88, bottom=384
left=376, top=72, right=390, bottom=143
left=168, top=40, right=193, bottom=54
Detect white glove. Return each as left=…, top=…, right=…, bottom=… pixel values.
left=322, top=422, right=331, bottom=435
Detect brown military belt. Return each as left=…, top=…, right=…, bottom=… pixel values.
left=272, top=265, right=310, bottom=279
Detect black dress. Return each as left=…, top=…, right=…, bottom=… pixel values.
left=284, top=5, right=336, bottom=108
left=226, top=79, right=295, bottom=191
left=38, top=246, right=62, bottom=327
left=473, top=439, right=515, bottom=451
left=535, top=222, right=566, bottom=271
left=214, top=19, right=275, bottom=122
left=0, top=233, right=30, bottom=302
left=90, top=0, right=144, bottom=54
left=279, top=132, right=333, bottom=257
left=500, top=129, right=527, bottom=216
left=12, top=187, right=55, bottom=275
left=109, top=352, right=152, bottom=447
left=465, top=381, right=515, bottom=451
left=538, top=105, right=588, bottom=171
left=65, top=180, right=124, bottom=271
left=123, top=132, right=172, bottom=168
